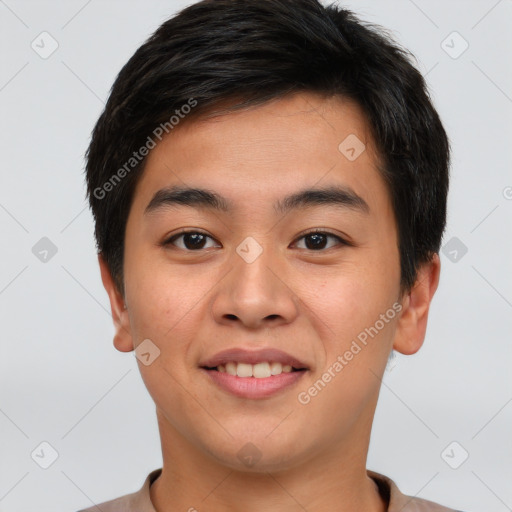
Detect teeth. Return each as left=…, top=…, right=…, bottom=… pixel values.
left=270, top=362, right=282, bottom=375
left=236, top=363, right=253, bottom=378
left=216, top=361, right=296, bottom=377
left=253, top=362, right=271, bottom=378
left=225, top=362, right=237, bottom=376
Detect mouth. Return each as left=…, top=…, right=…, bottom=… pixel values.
left=199, top=347, right=309, bottom=373
left=201, top=361, right=306, bottom=378
left=200, top=366, right=307, bottom=399
left=198, top=348, right=309, bottom=399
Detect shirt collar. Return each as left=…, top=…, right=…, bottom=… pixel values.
left=128, top=468, right=456, bottom=512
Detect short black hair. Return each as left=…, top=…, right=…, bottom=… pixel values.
left=85, top=0, right=450, bottom=298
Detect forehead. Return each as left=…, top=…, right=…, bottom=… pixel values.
left=130, top=92, right=389, bottom=217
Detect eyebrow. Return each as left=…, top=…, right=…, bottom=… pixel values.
left=144, top=184, right=370, bottom=216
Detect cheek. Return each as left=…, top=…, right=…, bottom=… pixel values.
left=313, top=262, right=399, bottom=357
left=124, top=252, right=213, bottom=377
left=124, top=246, right=186, bottom=333
left=297, top=280, right=399, bottom=430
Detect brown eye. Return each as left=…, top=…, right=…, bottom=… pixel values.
left=294, top=231, right=347, bottom=251
left=165, top=231, right=219, bottom=250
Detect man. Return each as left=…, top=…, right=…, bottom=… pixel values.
left=80, top=1, right=465, bottom=510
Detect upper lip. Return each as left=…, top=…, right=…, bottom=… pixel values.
left=199, top=348, right=309, bottom=369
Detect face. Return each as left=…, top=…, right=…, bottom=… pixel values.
left=108, top=92, right=407, bottom=471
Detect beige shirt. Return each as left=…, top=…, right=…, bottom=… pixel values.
left=77, top=468, right=464, bottom=512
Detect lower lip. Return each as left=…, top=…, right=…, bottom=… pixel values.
left=200, top=368, right=307, bottom=399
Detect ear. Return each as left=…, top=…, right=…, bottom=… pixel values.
left=98, top=253, right=134, bottom=353
left=393, top=253, right=441, bottom=355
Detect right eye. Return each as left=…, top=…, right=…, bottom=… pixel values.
left=163, top=230, right=220, bottom=251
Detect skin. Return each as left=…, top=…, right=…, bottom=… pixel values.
left=99, top=92, right=440, bottom=512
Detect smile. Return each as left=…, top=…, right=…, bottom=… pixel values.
left=205, top=361, right=302, bottom=378
left=200, top=366, right=307, bottom=399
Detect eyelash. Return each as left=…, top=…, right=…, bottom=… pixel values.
left=162, top=229, right=352, bottom=251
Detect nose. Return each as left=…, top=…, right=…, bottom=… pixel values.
left=210, top=242, right=299, bottom=330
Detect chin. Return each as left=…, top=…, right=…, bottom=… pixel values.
left=203, top=432, right=312, bottom=473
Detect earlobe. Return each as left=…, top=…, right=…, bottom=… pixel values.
left=98, top=253, right=134, bottom=353
left=393, top=253, right=441, bottom=355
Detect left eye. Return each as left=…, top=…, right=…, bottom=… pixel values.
left=294, top=231, right=345, bottom=251
left=164, top=230, right=347, bottom=251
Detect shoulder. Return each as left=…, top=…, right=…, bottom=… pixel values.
left=76, top=468, right=162, bottom=512
left=367, top=470, right=467, bottom=512
left=77, top=492, right=134, bottom=512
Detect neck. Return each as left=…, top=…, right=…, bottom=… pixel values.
left=149, top=411, right=387, bottom=512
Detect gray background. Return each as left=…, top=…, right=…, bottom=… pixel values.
left=0, top=1, right=511, bottom=511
